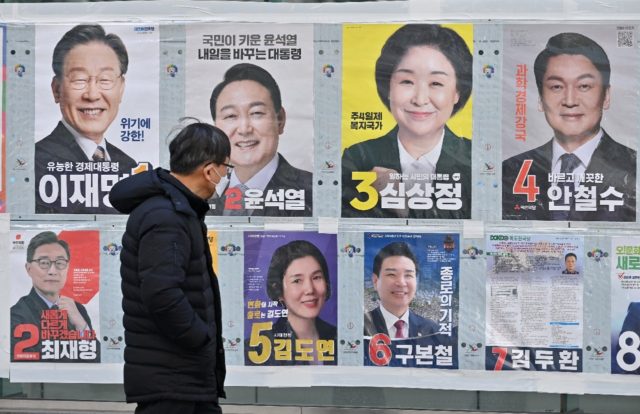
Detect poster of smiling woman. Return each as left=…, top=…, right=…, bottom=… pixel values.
left=501, top=25, right=639, bottom=222
left=243, top=231, right=337, bottom=366
left=341, top=24, right=473, bottom=220
left=33, top=23, right=159, bottom=214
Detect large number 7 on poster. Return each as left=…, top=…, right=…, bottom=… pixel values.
left=512, top=160, right=540, bottom=202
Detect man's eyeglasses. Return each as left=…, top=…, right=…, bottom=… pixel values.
left=30, top=258, right=69, bottom=270
left=207, top=162, right=234, bottom=180
left=66, top=73, right=123, bottom=91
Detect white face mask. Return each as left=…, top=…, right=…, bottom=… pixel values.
left=215, top=176, right=230, bottom=197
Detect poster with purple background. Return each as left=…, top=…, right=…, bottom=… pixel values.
left=244, top=231, right=337, bottom=366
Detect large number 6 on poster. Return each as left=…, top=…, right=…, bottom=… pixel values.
left=350, top=171, right=379, bottom=211
left=369, top=333, right=392, bottom=366
left=248, top=322, right=273, bottom=365
left=512, top=160, right=540, bottom=202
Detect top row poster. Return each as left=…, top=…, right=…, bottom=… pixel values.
left=6, top=22, right=640, bottom=222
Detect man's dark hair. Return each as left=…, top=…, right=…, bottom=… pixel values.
left=26, top=231, right=70, bottom=262
left=52, top=24, right=129, bottom=78
left=565, top=252, right=577, bottom=261
left=169, top=122, right=231, bottom=174
left=209, top=63, right=282, bottom=121
left=267, top=240, right=331, bottom=303
left=534, top=32, right=610, bottom=95
left=372, top=242, right=418, bottom=277
left=375, top=24, right=472, bottom=116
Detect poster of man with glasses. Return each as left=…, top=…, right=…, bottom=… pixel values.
left=34, top=23, right=159, bottom=214
left=10, top=230, right=100, bottom=363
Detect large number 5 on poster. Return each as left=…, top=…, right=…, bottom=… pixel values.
left=350, top=171, right=379, bottom=211
left=512, top=160, right=540, bottom=202
left=248, top=322, right=273, bottom=365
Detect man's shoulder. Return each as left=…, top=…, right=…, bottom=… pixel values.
left=106, top=142, right=137, bottom=171
left=600, top=132, right=637, bottom=161
left=272, top=154, right=312, bottom=188
left=409, top=310, right=438, bottom=331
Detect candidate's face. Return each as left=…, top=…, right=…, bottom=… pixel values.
left=538, top=54, right=610, bottom=144
left=214, top=80, right=284, bottom=177
left=25, top=243, right=69, bottom=299
left=373, top=255, right=417, bottom=317
left=389, top=46, right=460, bottom=142
left=565, top=255, right=577, bottom=273
left=280, top=255, right=327, bottom=321
left=52, top=42, right=125, bottom=143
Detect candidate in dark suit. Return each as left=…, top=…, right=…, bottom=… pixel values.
left=35, top=24, right=137, bottom=214
left=615, top=302, right=640, bottom=374
left=10, top=232, right=94, bottom=361
left=341, top=24, right=472, bottom=219
left=246, top=240, right=336, bottom=366
left=364, top=241, right=443, bottom=342
left=209, top=63, right=312, bottom=217
left=502, top=32, right=636, bottom=222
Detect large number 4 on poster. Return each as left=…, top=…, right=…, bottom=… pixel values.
left=512, top=160, right=540, bottom=202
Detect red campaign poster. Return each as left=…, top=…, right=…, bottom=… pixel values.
left=9, top=230, right=101, bottom=363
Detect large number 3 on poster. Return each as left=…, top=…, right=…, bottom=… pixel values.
left=512, top=160, right=540, bottom=202
left=13, top=324, right=40, bottom=361
left=350, top=171, right=378, bottom=211
left=248, top=322, right=273, bottom=365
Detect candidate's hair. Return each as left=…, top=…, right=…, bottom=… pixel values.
left=565, top=252, right=577, bottom=261
left=534, top=32, right=610, bottom=95
left=372, top=241, right=418, bottom=277
left=169, top=122, right=231, bottom=174
left=209, top=63, right=282, bottom=121
left=26, top=231, right=70, bottom=262
left=52, top=24, right=129, bottom=79
left=266, top=240, right=331, bottom=303
left=375, top=24, right=472, bottom=116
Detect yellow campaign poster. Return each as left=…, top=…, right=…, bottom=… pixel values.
left=341, top=24, right=474, bottom=220
left=208, top=230, right=219, bottom=275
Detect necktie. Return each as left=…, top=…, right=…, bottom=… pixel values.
left=393, top=319, right=406, bottom=339
left=50, top=304, right=59, bottom=310
left=551, top=153, right=581, bottom=220
left=92, top=146, right=106, bottom=162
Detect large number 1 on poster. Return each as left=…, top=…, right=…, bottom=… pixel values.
left=512, top=160, right=540, bottom=202
left=350, top=171, right=378, bottom=210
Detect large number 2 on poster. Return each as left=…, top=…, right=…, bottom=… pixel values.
left=512, top=160, right=540, bottom=202
left=350, top=171, right=378, bottom=210
left=248, top=322, right=273, bottom=364
left=13, top=324, right=40, bottom=361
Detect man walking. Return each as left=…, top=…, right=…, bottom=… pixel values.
left=110, top=122, right=231, bottom=413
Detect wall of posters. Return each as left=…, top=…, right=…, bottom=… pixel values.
left=485, top=234, right=584, bottom=371
left=501, top=24, right=638, bottom=222
left=341, top=23, right=473, bottom=220
left=186, top=23, right=314, bottom=217
left=33, top=23, right=159, bottom=214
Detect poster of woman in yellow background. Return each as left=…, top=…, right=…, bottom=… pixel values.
left=341, top=24, right=473, bottom=219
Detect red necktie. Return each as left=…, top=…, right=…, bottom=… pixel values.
left=394, top=319, right=405, bottom=339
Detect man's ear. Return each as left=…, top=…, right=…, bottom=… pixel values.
left=537, top=96, right=544, bottom=113
left=602, top=85, right=611, bottom=111
left=276, top=107, right=286, bottom=135
left=51, top=77, right=61, bottom=103
left=372, top=273, right=379, bottom=291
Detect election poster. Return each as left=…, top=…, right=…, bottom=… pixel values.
left=186, top=24, right=314, bottom=217
left=611, top=237, right=640, bottom=374
left=34, top=23, right=159, bottom=214
left=0, top=26, right=5, bottom=214
left=363, top=232, right=459, bottom=369
left=9, top=230, right=100, bottom=363
left=243, top=231, right=337, bottom=366
left=501, top=25, right=638, bottom=222
left=341, top=24, right=473, bottom=219
left=485, top=234, right=583, bottom=372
